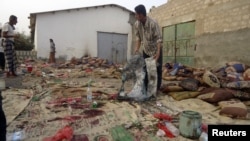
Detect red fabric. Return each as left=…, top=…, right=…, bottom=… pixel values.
left=43, top=125, right=73, bottom=141
left=153, top=113, right=172, bottom=121
left=202, top=123, right=208, bottom=133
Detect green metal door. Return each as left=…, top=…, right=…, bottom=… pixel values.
left=163, top=21, right=195, bottom=66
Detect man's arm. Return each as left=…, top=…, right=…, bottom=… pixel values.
left=153, top=23, right=163, bottom=61
left=2, top=31, right=13, bottom=38
left=134, top=22, right=141, bottom=54
left=135, top=40, right=141, bottom=53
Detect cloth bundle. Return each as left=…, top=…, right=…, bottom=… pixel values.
left=120, top=54, right=157, bottom=101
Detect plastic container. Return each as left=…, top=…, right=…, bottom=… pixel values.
left=86, top=85, right=92, bottom=102
left=165, top=122, right=180, bottom=137
left=27, top=65, right=33, bottom=73
left=199, top=132, right=208, bottom=141
left=179, top=110, right=202, bottom=139
left=92, top=101, right=98, bottom=108
left=7, top=130, right=26, bottom=141
left=156, top=129, right=166, bottom=137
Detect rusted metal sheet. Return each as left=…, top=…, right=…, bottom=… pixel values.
left=163, top=21, right=195, bottom=66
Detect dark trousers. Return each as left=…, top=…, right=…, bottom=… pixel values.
left=0, top=53, right=5, bottom=71
left=143, top=49, right=163, bottom=91
left=0, top=91, right=6, bottom=141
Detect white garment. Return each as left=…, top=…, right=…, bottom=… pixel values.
left=2, top=23, right=15, bottom=41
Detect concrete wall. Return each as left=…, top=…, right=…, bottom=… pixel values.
left=34, top=5, right=133, bottom=60
left=16, top=50, right=37, bottom=61
left=149, top=0, right=250, bottom=67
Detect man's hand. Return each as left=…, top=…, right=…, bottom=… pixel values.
left=134, top=47, right=139, bottom=54
left=134, top=40, right=141, bottom=54
left=154, top=53, right=160, bottom=61
left=154, top=42, right=162, bottom=61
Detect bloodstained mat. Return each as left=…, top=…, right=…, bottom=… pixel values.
left=2, top=89, right=33, bottom=125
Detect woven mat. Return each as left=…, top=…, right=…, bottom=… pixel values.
left=6, top=99, right=140, bottom=141
left=2, top=89, right=33, bottom=125
left=159, top=95, right=250, bottom=125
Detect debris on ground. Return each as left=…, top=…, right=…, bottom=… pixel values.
left=1, top=57, right=250, bottom=141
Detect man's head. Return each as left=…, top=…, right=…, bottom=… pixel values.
left=134, top=4, right=147, bottom=23
left=9, top=15, right=18, bottom=25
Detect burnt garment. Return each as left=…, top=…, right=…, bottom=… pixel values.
left=4, top=39, right=18, bottom=73
left=124, top=54, right=147, bottom=101
left=121, top=54, right=160, bottom=101
left=143, top=49, right=163, bottom=91
left=0, top=91, right=6, bottom=141
left=126, top=57, right=157, bottom=101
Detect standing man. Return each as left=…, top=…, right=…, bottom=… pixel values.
left=48, top=38, right=56, bottom=64
left=134, top=4, right=163, bottom=96
left=2, top=15, right=19, bottom=77
left=0, top=24, right=5, bottom=72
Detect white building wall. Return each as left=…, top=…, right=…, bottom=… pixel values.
left=34, top=6, right=133, bottom=60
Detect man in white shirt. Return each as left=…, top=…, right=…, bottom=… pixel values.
left=2, top=15, right=18, bottom=77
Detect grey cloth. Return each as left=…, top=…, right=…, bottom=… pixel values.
left=120, top=54, right=157, bottom=101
